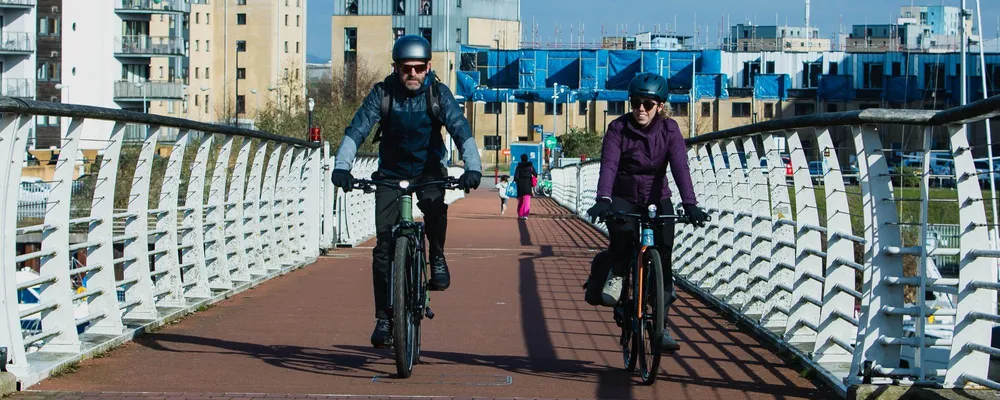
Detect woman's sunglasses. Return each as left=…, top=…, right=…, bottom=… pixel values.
left=630, top=98, right=658, bottom=111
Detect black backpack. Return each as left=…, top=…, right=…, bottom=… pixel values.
left=371, top=72, right=444, bottom=143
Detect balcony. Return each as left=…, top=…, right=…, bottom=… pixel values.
left=113, top=80, right=185, bottom=101
left=115, top=35, right=185, bottom=57
left=0, top=0, right=34, bottom=9
left=116, top=0, right=189, bottom=15
left=3, top=78, right=33, bottom=98
left=0, top=32, right=33, bottom=55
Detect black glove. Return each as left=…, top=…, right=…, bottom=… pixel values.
left=587, top=198, right=613, bottom=223
left=459, top=170, right=482, bottom=190
left=682, top=203, right=709, bottom=228
left=331, top=169, right=354, bottom=192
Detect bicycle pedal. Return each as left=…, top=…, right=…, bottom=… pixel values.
left=425, top=307, right=435, bottom=319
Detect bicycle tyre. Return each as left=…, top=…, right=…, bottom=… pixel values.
left=620, top=272, right=638, bottom=372
left=393, top=236, right=415, bottom=378
left=638, top=248, right=665, bottom=385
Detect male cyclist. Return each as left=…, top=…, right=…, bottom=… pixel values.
left=586, top=72, right=709, bottom=352
left=331, top=35, right=483, bottom=347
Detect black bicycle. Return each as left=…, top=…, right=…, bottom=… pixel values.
left=595, top=205, right=708, bottom=385
left=352, top=176, right=463, bottom=378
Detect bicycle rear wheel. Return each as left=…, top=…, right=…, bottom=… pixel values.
left=393, top=236, right=416, bottom=378
left=638, top=248, right=665, bottom=385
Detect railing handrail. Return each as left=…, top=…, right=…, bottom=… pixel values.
left=686, top=94, right=1000, bottom=145
left=0, top=97, right=318, bottom=148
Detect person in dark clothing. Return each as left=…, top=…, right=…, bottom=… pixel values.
left=513, top=153, right=537, bottom=219
left=330, top=35, right=483, bottom=348
left=585, top=72, right=709, bottom=352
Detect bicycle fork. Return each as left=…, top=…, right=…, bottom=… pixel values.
left=632, top=225, right=655, bottom=331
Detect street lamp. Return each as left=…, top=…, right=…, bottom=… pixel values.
left=268, top=86, right=282, bottom=112
left=250, top=89, right=259, bottom=118
left=134, top=82, right=147, bottom=114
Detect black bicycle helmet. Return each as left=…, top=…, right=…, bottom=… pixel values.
left=392, top=35, right=432, bottom=62
left=627, top=72, right=669, bottom=102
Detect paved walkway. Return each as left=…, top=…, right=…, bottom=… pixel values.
left=17, top=191, right=836, bottom=400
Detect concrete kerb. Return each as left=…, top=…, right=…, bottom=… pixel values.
left=847, top=384, right=1000, bottom=399
left=11, top=256, right=319, bottom=391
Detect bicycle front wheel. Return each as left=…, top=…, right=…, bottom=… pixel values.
left=638, top=247, right=665, bottom=385
left=393, top=236, right=416, bottom=378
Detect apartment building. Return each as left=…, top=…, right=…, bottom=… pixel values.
left=331, top=0, right=521, bottom=89
left=847, top=5, right=976, bottom=53
left=725, top=23, right=832, bottom=53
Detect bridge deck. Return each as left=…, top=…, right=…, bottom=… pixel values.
left=17, top=191, right=836, bottom=400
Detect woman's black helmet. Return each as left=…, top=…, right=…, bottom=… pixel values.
left=627, top=72, right=669, bottom=102
left=392, top=35, right=432, bottom=62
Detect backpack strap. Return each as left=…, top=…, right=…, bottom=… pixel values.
left=371, top=75, right=394, bottom=144
left=425, top=72, right=442, bottom=124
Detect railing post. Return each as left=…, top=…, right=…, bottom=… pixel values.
left=180, top=133, right=213, bottom=300
left=260, top=144, right=283, bottom=271
left=33, top=114, right=82, bottom=353
left=688, top=144, right=718, bottom=286
left=288, top=148, right=308, bottom=260
left=785, top=128, right=823, bottom=348
left=849, top=124, right=905, bottom=385
left=706, top=141, right=737, bottom=297
left=741, top=136, right=773, bottom=321
left=321, top=142, right=334, bottom=249
left=814, top=126, right=860, bottom=365
left=205, top=135, right=234, bottom=291
left=121, top=125, right=161, bottom=320
left=761, top=131, right=793, bottom=332
left=0, top=114, right=29, bottom=370
left=673, top=147, right=703, bottom=277
left=274, top=147, right=298, bottom=266
left=304, top=146, right=323, bottom=256
left=244, top=141, right=268, bottom=278
left=225, top=137, right=251, bottom=284
left=945, top=122, right=996, bottom=387
left=726, top=139, right=752, bottom=309
left=153, top=129, right=189, bottom=308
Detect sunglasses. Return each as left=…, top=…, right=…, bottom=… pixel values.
left=630, top=98, right=658, bottom=111
left=398, top=63, right=428, bottom=74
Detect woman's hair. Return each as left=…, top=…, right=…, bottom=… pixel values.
left=658, top=101, right=672, bottom=118
left=520, top=153, right=528, bottom=162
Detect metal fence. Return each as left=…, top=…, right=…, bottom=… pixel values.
left=0, top=32, right=33, bottom=53
left=551, top=95, right=1000, bottom=396
left=115, top=35, right=185, bottom=56
left=0, top=97, right=334, bottom=388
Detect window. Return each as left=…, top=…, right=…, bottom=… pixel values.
left=236, top=95, right=246, bottom=114
left=484, top=135, right=501, bottom=150
left=346, top=0, right=358, bottom=14
left=393, top=28, right=405, bottom=40
left=297, top=15, right=300, bottom=27
left=892, top=61, right=902, bottom=76
left=607, top=101, right=626, bottom=115
left=285, top=15, right=289, bottom=26
left=195, top=67, right=200, bottom=79
left=456, top=28, right=461, bottom=43
left=237, top=68, right=246, bottom=79
left=159, top=66, right=164, bottom=78
left=457, top=0, right=461, bottom=6
left=236, top=40, right=246, bottom=52
left=37, top=17, right=59, bottom=36
left=345, top=28, right=357, bottom=51
left=701, top=102, right=711, bottom=117
left=794, top=103, right=815, bottom=115
left=925, top=63, right=946, bottom=90
left=802, top=62, right=822, bottom=88
left=419, top=0, right=432, bottom=15
left=195, top=40, right=200, bottom=51
left=731, top=102, right=751, bottom=117
left=206, top=13, right=210, bottom=24
left=296, top=42, right=300, bottom=53
left=763, top=103, right=774, bottom=118
left=206, top=67, right=210, bottom=78
left=206, top=40, right=210, bottom=51
left=394, top=0, right=404, bottom=15
left=766, top=61, right=775, bottom=74
left=829, top=62, right=838, bottom=75
left=237, top=13, right=246, bottom=25
left=742, top=61, right=761, bottom=87
left=827, top=103, right=839, bottom=113
left=517, top=102, right=526, bottom=115
left=863, top=62, right=884, bottom=89
left=194, top=95, right=200, bottom=106
left=284, top=41, right=289, bottom=53
left=237, top=0, right=246, bottom=4
left=484, top=102, right=501, bottom=114
left=204, top=95, right=209, bottom=113
left=284, top=68, right=289, bottom=78
left=419, top=28, right=432, bottom=44
left=670, top=103, right=688, bottom=117
left=195, top=13, right=200, bottom=24
left=579, top=101, right=588, bottom=115
left=544, top=102, right=563, bottom=115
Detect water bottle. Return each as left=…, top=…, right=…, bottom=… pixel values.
left=641, top=228, right=655, bottom=246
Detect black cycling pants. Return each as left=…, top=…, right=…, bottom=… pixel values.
left=606, top=196, right=678, bottom=311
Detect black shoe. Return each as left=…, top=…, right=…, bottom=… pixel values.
left=370, top=318, right=392, bottom=348
left=427, top=256, right=450, bottom=291
left=661, top=328, right=680, bottom=353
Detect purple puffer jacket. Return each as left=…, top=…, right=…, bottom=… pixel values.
left=596, top=114, right=697, bottom=206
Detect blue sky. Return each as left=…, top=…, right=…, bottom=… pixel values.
left=307, top=0, right=1000, bottom=61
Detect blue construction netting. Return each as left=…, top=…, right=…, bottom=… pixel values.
left=754, top=74, right=790, bottom=100
left=695, top=74, right=729, bottom=99
left=885, top=76, right=920, bottom=103
left=818, top=75, right=855, bottom=101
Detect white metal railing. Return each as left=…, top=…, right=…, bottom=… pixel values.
left=116, top=0, right=190, bottom=13
left=3, top=78, right=33, bottom=99
left=331, top=154, right=466, bottom=247
left=551, top=96, right=1000, bottom=396
left=113, top=81, right=185, bottom=100
left=115, top=35, right=185, bottom=56
left=1, top=98, right=335, bottom=388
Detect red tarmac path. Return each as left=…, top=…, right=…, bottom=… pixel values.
left=16, top=191, right=837, bottom=400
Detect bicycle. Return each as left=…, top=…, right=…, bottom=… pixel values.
left=351, top=176, right=464, bottom=378
left=593, top=205, right=709, bottom=385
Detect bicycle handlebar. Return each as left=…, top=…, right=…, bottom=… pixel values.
left=351, top=177, right=464, bottom=194
left=596, top=210, right=712, bottom=226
